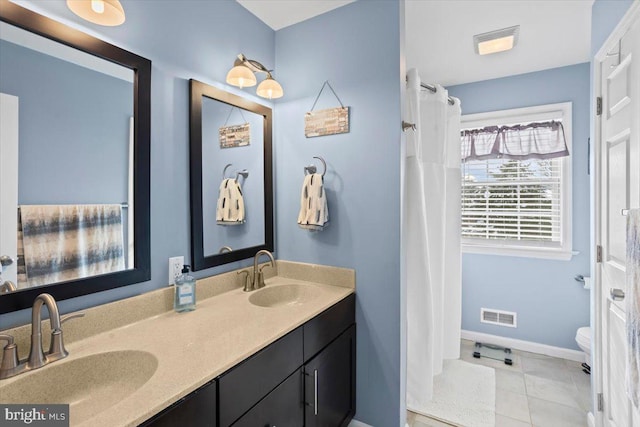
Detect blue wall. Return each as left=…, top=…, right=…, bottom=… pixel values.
left=274, top=1, right=403, bottom=425
left=448, top=63, right=591, bottom=350
left=0, top=40, right=131, bottom=205
left=591, top=0, right=635, bottom=57
left=1, top=1, right=274, bottom=326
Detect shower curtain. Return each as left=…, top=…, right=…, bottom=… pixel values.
left=405, top=68, right=462, bottom=410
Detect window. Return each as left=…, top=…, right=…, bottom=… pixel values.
left=460, top=103, right=573, bottom=260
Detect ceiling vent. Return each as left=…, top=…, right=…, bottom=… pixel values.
left=481, top=308, right=517, bottom=328
left=473, top=25, right=520, bottom=55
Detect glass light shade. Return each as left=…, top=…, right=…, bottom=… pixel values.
left=226, top=65, right=257, bottom=89
left=66, top=0, right=125, bottom=26
left=256, top=77, right=284, bottom=100
left=91, top=0, right=105, bottom=14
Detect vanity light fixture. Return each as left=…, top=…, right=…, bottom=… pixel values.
left=473, top=25, right=520, bottom=55
left=66, top=0, right=126, bottom=27
left=226, top=54, right=283, bottom=99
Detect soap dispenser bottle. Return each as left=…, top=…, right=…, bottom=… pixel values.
left=174, top=265, right=196, bottom=313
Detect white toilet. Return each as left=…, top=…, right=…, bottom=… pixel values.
left=575, top=326, right=591, bottom=365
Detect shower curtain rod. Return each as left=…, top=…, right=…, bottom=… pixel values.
left=420, top=83, right=455, bottom=106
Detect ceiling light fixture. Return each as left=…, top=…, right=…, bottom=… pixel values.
left=473, top=25, right=520, bottom=55
left=226, top=54, right=283, bottom=100
left=66, top=0, right=126, bottom=27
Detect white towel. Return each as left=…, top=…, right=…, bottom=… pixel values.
left=297, top=173, right=329, bottom=231
left=216, top=178, right=245, bottom=225
left=626, top=209, right=640, bottom=407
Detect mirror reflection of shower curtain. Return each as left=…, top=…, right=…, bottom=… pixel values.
left=405, top=68, right=462, bottom=410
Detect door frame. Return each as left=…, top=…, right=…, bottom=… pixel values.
left=593, top=3, right=640, bottom=427
left=0, top=93, right=19, bottom=285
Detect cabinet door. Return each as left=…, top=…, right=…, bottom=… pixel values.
left=140, top=380, right=216, bottom=427
left=304, top=325, right=356, bottom=427
left=232, top=369, right=303, bottom=427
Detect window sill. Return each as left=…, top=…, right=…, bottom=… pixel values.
left=462, top=244, right=577, bottom=261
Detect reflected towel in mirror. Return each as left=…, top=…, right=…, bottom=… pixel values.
left=216, top=178, right=245, bottom=225
left=17, top=204, right=125, bottom=288
left=297, top=173, right=329, bottom=231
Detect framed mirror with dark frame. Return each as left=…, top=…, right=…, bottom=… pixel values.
left=189, top=79, right=273, bottom=270
left=0, top=0, right=151, bottom=313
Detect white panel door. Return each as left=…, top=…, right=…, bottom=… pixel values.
left=0, top=93, right=19, bottom=286
left=599, top=11, right=640, bottom=427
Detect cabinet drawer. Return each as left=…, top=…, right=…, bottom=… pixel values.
left=218, top=327, right=303, bottom=426
left=140, top=380, right=216, bottom=427
left=231, top=369, right=304, bottom=427
left=303, top=294, right=355, bottom=362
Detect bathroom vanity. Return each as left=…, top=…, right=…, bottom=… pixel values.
left=0, top=261, right=355, bottom=427
left=144, top=294, right=355, bottom=427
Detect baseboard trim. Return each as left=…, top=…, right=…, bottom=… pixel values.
left=348, top=420, right=373, bottom=427
left=461, top=330, right=585, bottom=362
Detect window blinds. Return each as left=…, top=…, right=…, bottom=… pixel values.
left=461, top=157, right=562, bottom=245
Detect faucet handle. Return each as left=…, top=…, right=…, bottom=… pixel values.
left=47, top=312, right=84, bottom=362
left=0, top=334, right=19, bottom=378
left=0, top=334, right=14, bottom=345
left=237, top=270, right=252, bottom=292
left=60, top=312, right=85, bottom=325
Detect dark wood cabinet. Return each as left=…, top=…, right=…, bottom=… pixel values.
left=231, top=369, right=304, bottom=427
left=141, top=294, right=355, bottom=427
left=303, top=295, right=355, bottom=362
left=140, top=379, right=216, bottom=427
left=219, top=327, right=303, bottom=426
left=304, top=326, right=356, bottom=427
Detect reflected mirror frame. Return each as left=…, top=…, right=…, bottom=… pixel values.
left=0, top=0, right=151, bottom=313
left=189, top=79, right=274, bottom=270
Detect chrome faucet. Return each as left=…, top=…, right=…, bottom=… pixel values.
left=0, top=293, right=84, bottom=380
left=253, top=250, right=275, bottom=290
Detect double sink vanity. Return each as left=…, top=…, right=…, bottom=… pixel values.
left=0, top=261, right=356, bottom=426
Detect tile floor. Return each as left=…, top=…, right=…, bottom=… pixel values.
left=407, top=339, right=591, bottom=427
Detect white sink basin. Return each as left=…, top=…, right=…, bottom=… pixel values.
left=249, top=284, right=321, bottom=308
left=0, top=350, right=158, bottom=424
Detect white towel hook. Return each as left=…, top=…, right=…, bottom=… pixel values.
left=304, top=156, right=326, bottom=177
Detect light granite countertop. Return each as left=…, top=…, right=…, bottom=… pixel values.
left=0, top=261, right=355, bottom=427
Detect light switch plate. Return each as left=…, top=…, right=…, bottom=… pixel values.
left=168, top=256, right=184, bottom=285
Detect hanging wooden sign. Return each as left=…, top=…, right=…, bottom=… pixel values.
left=305, top=107, right=350, bottom=138
left=219, top=123, right=250, bottom=148
left=304, top=81, right=350, bottom=138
